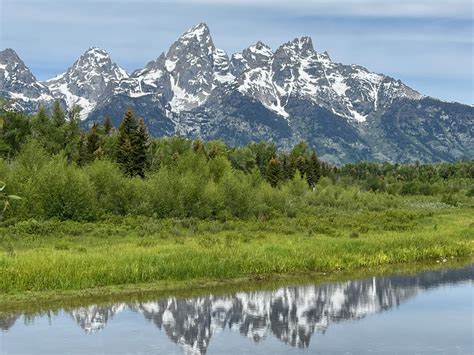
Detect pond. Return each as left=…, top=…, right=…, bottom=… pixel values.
left=1, top=264, right=472, bottom=354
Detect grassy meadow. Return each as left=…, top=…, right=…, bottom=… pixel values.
left=1, top=203, right=472, bottom=301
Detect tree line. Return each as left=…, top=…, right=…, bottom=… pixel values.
left=0, top=102, right=474, bottom=202
left=0, top=101, right=337, bottom=188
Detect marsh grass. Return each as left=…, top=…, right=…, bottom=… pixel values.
left=1, top=207, right=472, bottom=296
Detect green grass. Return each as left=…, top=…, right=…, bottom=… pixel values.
left=1, top=207, right=473, bottom=301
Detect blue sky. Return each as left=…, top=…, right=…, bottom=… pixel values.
left=1, top=0, right=472, bottom=103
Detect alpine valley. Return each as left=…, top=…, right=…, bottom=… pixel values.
left=1, top=23, right=472, bottom=164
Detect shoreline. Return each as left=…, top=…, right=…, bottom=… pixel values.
left=1, top=257, right=472, bottom=313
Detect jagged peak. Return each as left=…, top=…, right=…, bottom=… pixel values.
left=0, top=48, right=20, bottom=58
left=70, top=47, right=128, bottom=78
left=180, top=22, right=211, bottom=42
left=0, top=48, right=23, bottom=64
left=248, top=41, right=273, bottom=57
left=317, top=50, right=332, bottom=62
left=79, top=47, right=112, bottom=64
left=280, top=36, right=315, bottom=54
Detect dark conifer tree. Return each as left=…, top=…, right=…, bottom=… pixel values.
left=117, top=109, right=149, bottom=177
left=296, top=156, right=308, bottom=179
left=266, top=157, right=282, bottom=187
left=31, top=106, right=50, bottom=139
left=77, top=133, right=88, bottom=166
left=51, top=101, right=66, bottom=127
left=304, top=152, right=320, bottom=187
left=131, top=118, right=149, bottom=178
left=281, top=154, right=295, bottom=181
left=117, top=108, right=137, bottom=176
left=103, top=116, right=113, bottom=135
left=64, top=109, right=81, bottom=163
left=86, top=123, right=101, bottom=161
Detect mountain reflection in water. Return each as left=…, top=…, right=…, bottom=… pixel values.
left=1, top=265, right=472, bottom=354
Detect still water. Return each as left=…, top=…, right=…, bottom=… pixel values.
left=1, top=264, right=472, bottom=354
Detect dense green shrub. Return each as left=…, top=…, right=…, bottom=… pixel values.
left=35, top=156, right=98, bottom=221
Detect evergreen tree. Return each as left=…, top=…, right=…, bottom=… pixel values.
left=117, top=108, right=137, bottom=176
left=116, top=109, right=149, bottom=177
left=51, top=102, right=67, bottom=154
left=132, top=118, right=149, bottom=178
left=77, top=133, right=88, bottom=166
left=306, top=152, right=321, bottom=187
left=31, top=106, right=51, bottom=140
left=86, top=123, right=101, bottom=161
left=250, top=141, right=276, bottom=175
left=67, top=105, right=82, bottom=122
left=103, top=116, right=113, bottom=135
left=0, top=111, right=31, bottom=160
left=51, top=101, right=66, bottom=127
left=63, top=107, right=81, bottom=163
left=266, top=157, right=282, bottom=187
left=296, top=155, right=308, bottom=179
left=281, top=153, right=296, bottom=181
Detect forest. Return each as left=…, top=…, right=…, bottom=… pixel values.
left=0, top=102, right=472, bottom=300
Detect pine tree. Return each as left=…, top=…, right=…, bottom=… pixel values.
left=117, top=108, right=137, bottom=176
left=62, top=106, right=81, bottom=163
left=266, top=157, right=282, bottom=187
left=77, top=133, right=88, bottom=166
left=131, top=118, right=149, bottom=178
left=31, top=106, right=50, bottom=139
left=67, top=105, right=82, bottom=122
left=116, top=108, right=149, bottom=177
left=51, top=101, right=66, bottom=127
left=306, top=152, right=321, bottom=187
left=31, top=106, right=58, bottom=153
left=296, top=155, right=308, bottom=179
left=281, top=154, right=295, bottom=181
left=103, top=116, right=113, bottom=135
left=86, top=123, right=101, bottom=162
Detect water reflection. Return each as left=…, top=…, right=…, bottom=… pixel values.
left=2, top=265, right=472, bottom=354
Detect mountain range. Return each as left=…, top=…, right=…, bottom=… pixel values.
left=1, top=23, right=472, bottom=164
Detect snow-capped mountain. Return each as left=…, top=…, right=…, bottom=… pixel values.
left=45, top=47, right=129, bottom=118
left=116, top=23, right=235, bottom=115
left=0, top=48, right=56, bottom=112
left=1, top=23, right=473, bottom=164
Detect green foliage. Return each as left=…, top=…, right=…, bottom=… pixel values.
left=103, top=115, right=113, bottom=135
left=117, top=108, right=150, bottom=177
left=0, top=181, right=22, bottom=219
left=0, top=110, right=31, bottom=160
left=34, top=156, right=98, bottom=221
left=0, top=106, right=471, bottom=223
left=266, top=157, right=282, bottom=187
